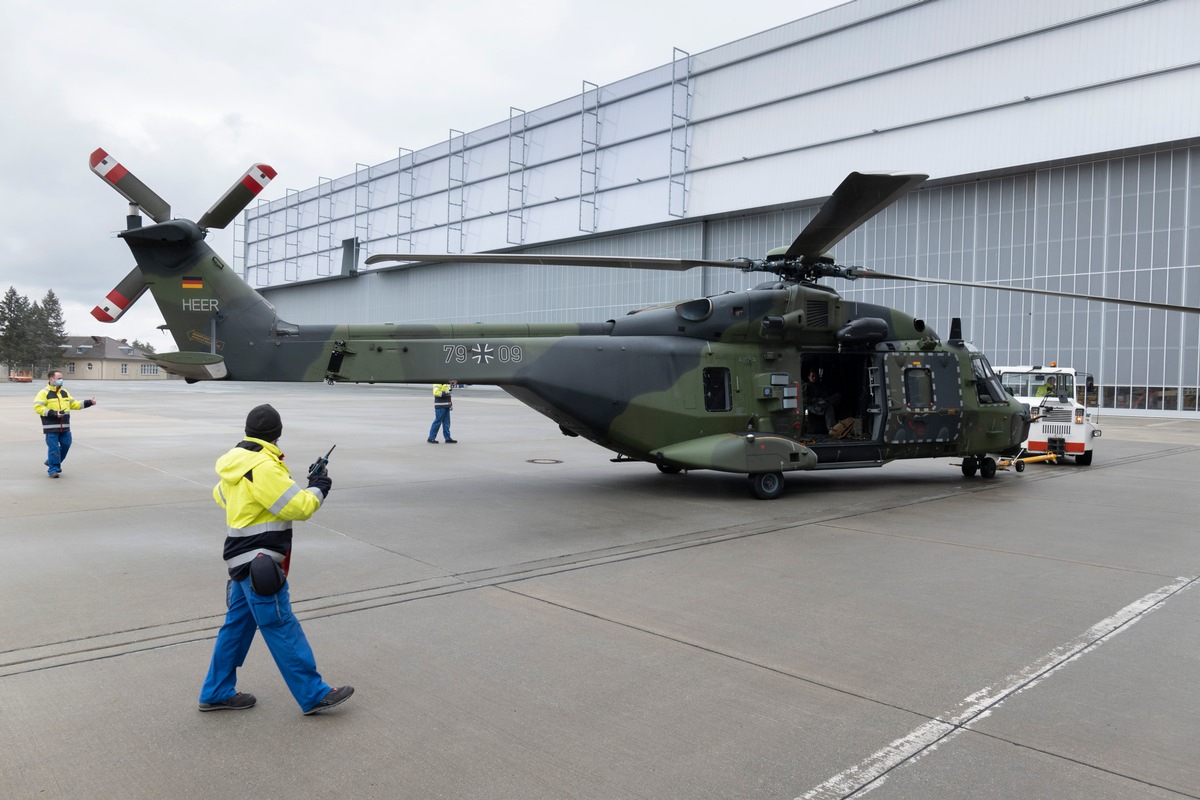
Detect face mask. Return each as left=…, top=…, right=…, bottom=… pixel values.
left=54, top=379, right=64, bottom=387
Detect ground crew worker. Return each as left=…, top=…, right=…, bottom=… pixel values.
left=427, top=380, right=458, bottom=443
left=198, top=404, right=353, bottom=715
left=804, top=369, right=838, bottom=432
left=1036, top=376, right=1057, bottom=398
left=33, top=370, right=96, bottom=478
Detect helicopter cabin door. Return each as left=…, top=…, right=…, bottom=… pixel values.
left=882, top=352, right=964, bottom=455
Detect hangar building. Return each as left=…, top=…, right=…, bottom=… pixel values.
left=240, top=0, right=1200, bottom=416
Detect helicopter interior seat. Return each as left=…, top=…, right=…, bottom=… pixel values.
left=804, top=405, right=829, bottom=436
left=804, top=389, right=843, bottom=437
left=814, top=368, right=870, bottom=440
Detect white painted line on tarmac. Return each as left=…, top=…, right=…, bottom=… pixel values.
left=798, top=575, right=1196, bottom=800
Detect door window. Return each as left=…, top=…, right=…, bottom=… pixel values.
left=703, top=367, right=732, bottom=412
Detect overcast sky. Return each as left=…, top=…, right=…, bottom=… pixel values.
left=1, top=0, right=843, bottom=349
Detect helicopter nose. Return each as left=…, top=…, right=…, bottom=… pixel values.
left=1012, top=409, right=1032, bottom=449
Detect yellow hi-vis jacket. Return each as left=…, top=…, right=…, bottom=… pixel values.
left=34, top=385, right=91, bottom=432
left=433, top=383, right=453, bottom=409
left=213, top=437, right=325, bottom=580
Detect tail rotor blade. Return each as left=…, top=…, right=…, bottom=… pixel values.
left=91, top=266, right=149, bottom=322
left=89, top=148, right=172, bottom=224
left=196, top=164, right=277, bottom=230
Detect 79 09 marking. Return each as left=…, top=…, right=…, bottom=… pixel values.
left=444, top=343, right=523, bottom=364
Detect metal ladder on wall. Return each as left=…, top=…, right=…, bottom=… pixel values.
left=354, top=163, right=372, bottom=264
left=508, top=107, right=528, bottom=245
left=447, top=129, right=466, bottom=253
left=284, top=189, right=300, bottom=281
left=316, top=177, right=334, bottom=277
left=668, top=47, right=691, bottom=219
left=396, top=147, right=414, bottom=254
left=579, top=80, right=600, bottom=233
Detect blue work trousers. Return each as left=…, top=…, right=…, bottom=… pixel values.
left=428, top=407, right=452, bottom=441
left=44, top=429, right=72, bottom=475
left=199, top=577, right=331, bottom=712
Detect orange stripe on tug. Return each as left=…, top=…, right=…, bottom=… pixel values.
left=1027, top=441, right=1085, bottom=454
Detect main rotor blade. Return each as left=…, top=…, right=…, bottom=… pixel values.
left=784, top=172, right=928, bottom=260
left=89, top=148, right=171, bottom=223
left=849, top=268, right=1200, bottom=315
left=196, top=164, right=278, bottom=230
left=364, top=252, right=737, bottom=271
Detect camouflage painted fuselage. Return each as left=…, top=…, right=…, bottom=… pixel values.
left=121, top=220, right=1028, bottom=475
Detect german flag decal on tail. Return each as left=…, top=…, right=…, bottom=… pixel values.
left=182, top=276, right=203, bottom=289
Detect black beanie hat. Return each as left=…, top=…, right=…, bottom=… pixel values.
left=245, top=404, right=283, bottom=442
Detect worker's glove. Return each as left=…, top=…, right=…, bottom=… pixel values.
left=307, top=473, right=332, bottom=496
left=44, top=410, right=59, bottom=419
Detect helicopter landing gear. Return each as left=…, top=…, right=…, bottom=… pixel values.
left=656, top=463, right=683, bottom=474
left=960, top=456, right=998, bottom=478
left=749, top=471, right=784, bottom=500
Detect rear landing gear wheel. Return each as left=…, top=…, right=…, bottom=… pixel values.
left=749, top=472, right=784, bottom=500
left=961, top=457, right=978, bottom=477
left=980, top=457, right=997, bottom=479
left=656, top=463, right=682, bottom=474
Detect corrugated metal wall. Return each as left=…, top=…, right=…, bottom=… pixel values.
left=255, top=0, right=1200, bottom=415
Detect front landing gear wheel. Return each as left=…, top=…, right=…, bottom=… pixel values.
left=980, top=457, right=998, bottom=479
left=961, top=457, right=978, bottom=477
left=749, top=472, right=784, bottom=500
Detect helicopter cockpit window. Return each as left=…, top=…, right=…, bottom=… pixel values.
left=702, top=367, right=732, bottom=412
left=904, top=368, right=934, bottom=410
left=971, top=357, right=1008, bottom=405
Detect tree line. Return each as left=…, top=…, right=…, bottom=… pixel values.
left=0, top=286, right=156, bottom=376
left=0, top=287, right=69, bottom=375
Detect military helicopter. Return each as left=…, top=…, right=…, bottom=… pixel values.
left=87, top=149, right=1199, bottom=498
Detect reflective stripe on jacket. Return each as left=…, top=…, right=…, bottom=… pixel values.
left=213, top=437, right=325, bottom=580
left=34, top=386, right=86, bottom=432
left=433, top=383, right=453, bottom=409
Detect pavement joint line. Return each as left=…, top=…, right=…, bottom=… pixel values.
left=0, top=484, right=987, bottom=675
left=0, top=459, right=1088, bottom=677
left=6, top=443, right=1191, bottom=679
left=797, top=574, right=1199, bottom=800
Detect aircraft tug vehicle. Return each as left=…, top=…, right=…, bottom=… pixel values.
left=995, top=364, right=1101, bottom=466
